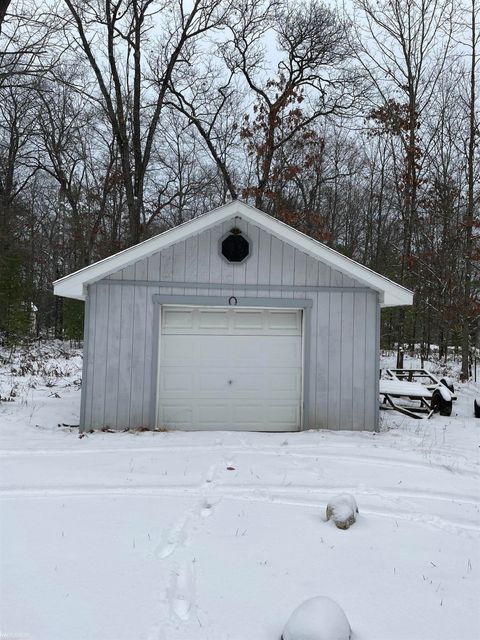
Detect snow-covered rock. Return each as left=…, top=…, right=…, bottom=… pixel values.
left=282, top=596, right=351, bottom=640
left=326, top=494, right=358, bottom=530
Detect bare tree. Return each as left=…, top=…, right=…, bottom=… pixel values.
left=461, top=0, right=479, bottom=378
left=144, top=110, right=223, bottom=229
left=168, top=0, right=361, bottom=212
left=61, top=0, right=232, bottom=245
left=166, top=60, right=242, bottom=202
left=0, top=1, right=61, bottom=87
left=354, top=0, right=457, bottom=283
left=238, top=0, right=360, bottom=211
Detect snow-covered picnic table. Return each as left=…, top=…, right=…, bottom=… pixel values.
left=379, top=379, right=433, bottom=398
left=379, top=376, right=452, bottom=418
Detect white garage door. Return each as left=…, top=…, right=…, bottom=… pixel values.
left=157, top=306, right=303, bottom=431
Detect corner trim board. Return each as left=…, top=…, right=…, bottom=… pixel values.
left=375, top=292, right=381, bottom=432
left=149, top=301, right=162, bottom=429
left=79, top=291, right=90, bottom=433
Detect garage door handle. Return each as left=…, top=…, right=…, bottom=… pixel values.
left=227, top=380, right=233, bottom=385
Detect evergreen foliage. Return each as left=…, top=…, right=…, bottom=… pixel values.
left=62, top=299, right=84, bottom=341
left=0, top=248, right=31, bottom=343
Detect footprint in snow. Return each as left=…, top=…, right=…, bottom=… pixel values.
left=200, top=500, right=214, bottom=518
left=169, top=559, right=195, bottom=622
left=155, top=516, right=189, bottom=559
left=225, top=457, right=236, bottom=471
left=205, top=464, right=216, bottom=484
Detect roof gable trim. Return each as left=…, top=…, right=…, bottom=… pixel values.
left=53, top=201, right=413, bottom=307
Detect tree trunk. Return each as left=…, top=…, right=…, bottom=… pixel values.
left=462, top=0, right=476, bottom=380
left=0, top=0, right=11, bottom=33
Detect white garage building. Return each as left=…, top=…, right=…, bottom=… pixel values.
left=54, top=201, right=413, bottom=432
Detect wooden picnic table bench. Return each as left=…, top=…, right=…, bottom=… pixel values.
left=379, top=370, right=453, bottom=419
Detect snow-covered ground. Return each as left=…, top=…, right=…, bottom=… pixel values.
left=1, top=344, right=479, bottom=640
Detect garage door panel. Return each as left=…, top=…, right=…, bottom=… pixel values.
left=198, top=309, right=230, bottom=329
left=233, top=403, right=299, bottom=428
left=167, top=369, right=299, bottom=396
left=158, top=306, right=302, bottom=431
left=163, top=308, right=194, bottom=329
left=160, top=370, right=193, bottom=393
left=266, top=371, right=301, bottom=393
left=197, top=337, right=242, bottom=363
left=195, top=336, right=300, bottom=367
left=162, top=307, right=302, bottom=336
left=198, top=404, right=229, bottom=425
left=159, top=405, right=193, bottom=427
left=193, top=337, right=299, bottom=367
left=228, top=371, right=268, bottom=393
left=269, top=310, right=302, bottom=330
left=231, top=370, right=300, bottom=395
left=266, top=404, right=299, bottom=424
left=261, top=339, right=301, bottom=365
left=162, top=338, right=194, bottom=364
left=159, top=404, right=301, bottom=431
left=232, top=309, right=264, bottom=330
left=232, top=403, right=262, bottom=422
left=198, top=371, right=235, bottom=393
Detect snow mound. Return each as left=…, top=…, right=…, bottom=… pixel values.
left=282, top=596, right=351, bottom=640
left=326, top=494, right=358, bottom=530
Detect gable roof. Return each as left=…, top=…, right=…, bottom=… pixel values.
left=53, top=200, right=413, bottom=307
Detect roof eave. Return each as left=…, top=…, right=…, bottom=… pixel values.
left=381, top=291, right=414, bottom=308
left=53, top=279, right=86, bottom=301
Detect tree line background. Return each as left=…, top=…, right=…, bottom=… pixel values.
left=0, top=0, right=478, bottom=377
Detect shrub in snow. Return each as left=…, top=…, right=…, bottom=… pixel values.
left=282, top=596, right=351, bottom=640
left=326, top=494, right=358, bottom=530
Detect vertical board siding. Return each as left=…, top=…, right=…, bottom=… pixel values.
left=281, top=243, right=294, bottom=298
left=160, top=245, right=174, bottom=281
left=172, top=241, right=186, bottom=285
left=293, top=250, right=306, bottom=294
left=269, top=236, right=283, bottom=285
left=318, top=260, right=331, bottom=286
left=185, top=236, right=198, bottom=281
left=327, top=292, right=342, bottom=429
left=104, top=284, right=122, bottom=427
left=364, top=291, right=378, bottom=428
left=197, top=229, right=211, bottom=283
left=130, top=261, right=148, bottom=427
left=256, top=229, right=271, bottom=297
left=84, top=285, right=97, bottom=427
left=220, top=221, right=234, bottom=286
left=147, top=251, right=161, bottom=282
left=245, top=223, right=260, bottom=285
left=315, top=291, right=330, bottom=428
left=91, top=282, right=109, bottom=428
left=340, top=292, right=354, bottom=429
left=116, top=277, right=135, bottom=429
left=305, top=257, right=319, bottom=427
left=82, top=218, right=379, bottom=431
left=209, top=224, right=223, bottom=295
left=352, top=291, right=367, bottom=430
